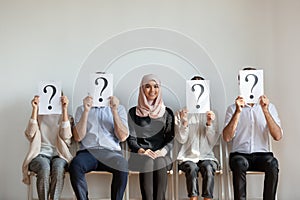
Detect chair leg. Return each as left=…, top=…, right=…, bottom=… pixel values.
left=168, top=171, right=174, bottom=200
left=174, top=164, right=179, bottom=200
left=218, top=174, right=223, bottom=200
left=226, top=171, right=233, bottom=200
left=27, top=175, right=33, bottom=200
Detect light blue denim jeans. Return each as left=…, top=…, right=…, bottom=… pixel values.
left=29, top=154, right=67, bottom=200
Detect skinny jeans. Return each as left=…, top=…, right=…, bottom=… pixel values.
left=29, top=154, right=67, bottom=200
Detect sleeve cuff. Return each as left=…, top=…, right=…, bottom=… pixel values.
left=206, top=124, right=213, bottom=130
left=29, top=119, right=37, bottom=124
left=160, top=148, right=168, bottom=156
left=61, top=121, right=70, bottom=128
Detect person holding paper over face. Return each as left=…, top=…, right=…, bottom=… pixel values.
left=223, top=67, right=283, bottom=200
left=175, top=76, right=220, bottom=200
left=69, top=72, right=129, bottom=200
left=126, top=74, right=174, bottom=200
left=22, top=93, right=73, bottom=200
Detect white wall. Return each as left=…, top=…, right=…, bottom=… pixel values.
left=270, top=0, right=300, bottom=197
left=0, top=0, right=299, bottom=199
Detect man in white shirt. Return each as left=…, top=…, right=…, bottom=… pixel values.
left=223, top=68, right=283, bottom=200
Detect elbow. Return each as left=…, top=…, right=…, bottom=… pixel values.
left=73, top=135, right=82, bottom=142
left=272, top=129, right=283, bottom=141
left=119, top=137, right=127, bottom=142
left=222, top=131, right=232, bottom=143
left=223, top=136, right=231, bottom=143
left=119, top=132, right=129, bottom=142
left=72, top=130, right=82, bottom=142
left=273, top=133, right=283, bottom=141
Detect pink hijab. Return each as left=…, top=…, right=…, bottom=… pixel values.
left=136, top=74, right=166, bottom=118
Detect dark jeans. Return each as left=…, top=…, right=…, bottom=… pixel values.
left=69, top=149, right=128, bottom=200
left=179, top=160, right=217, bottom=199
left=128, top=154, right=172, bottom=200
left=229, top=152, right=279, bottom=200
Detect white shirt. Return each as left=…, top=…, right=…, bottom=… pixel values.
left=224, top=103, right=282, bottom=153
left=175, top=112, right=220, bottom=163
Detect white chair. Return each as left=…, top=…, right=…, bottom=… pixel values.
left=174, top=137, right=225, bottom=200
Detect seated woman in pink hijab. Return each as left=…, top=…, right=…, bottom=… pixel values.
left=127, top=74, right=174, bottom=200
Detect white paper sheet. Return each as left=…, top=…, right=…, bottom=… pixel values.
left=186, top=80, right=210, bottom=113
left=38, top=81, right=62, bottom=115
left=89, top=73, right=113, bottom=107
left=239, top=69, right=264, bottom=103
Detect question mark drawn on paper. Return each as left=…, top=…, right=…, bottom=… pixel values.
left=43, top=85, right=57, bottom=110
left=95, top=77, right=108, bottom=102
left=245, top=74, right=258, bottom=99
left=191, top=84, right=204, bottom=109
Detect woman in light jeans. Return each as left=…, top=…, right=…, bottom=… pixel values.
left=22, top=95, right=73, bottom=200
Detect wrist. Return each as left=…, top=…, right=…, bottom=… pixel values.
left=111, top=106, right=118, bottom=112
left=62, top=107, right=68, bottom=113
left=138, top=148, right=145, bottom=154
left=32, top=106, right=38, bottom=112
left=235, top=108, right=242, bottom=115
left=83, top=108, right=90, bottom=113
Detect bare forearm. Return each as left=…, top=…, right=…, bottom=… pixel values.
left=62, top=108, right=68, bottom=122
left=31, top=107, right=38, bottom=120
left=73, top=111, right=89, bottom=142
left=263, top=110, right=282, bottom=141
left=223, top=111, right=240, bottom=142
left=112, top=108, right=128, bottom=142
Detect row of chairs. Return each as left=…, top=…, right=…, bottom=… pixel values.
left=27, top=137, right=271, bottom=200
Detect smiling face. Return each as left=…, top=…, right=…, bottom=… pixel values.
left=143, top=80, right=160, bottom=101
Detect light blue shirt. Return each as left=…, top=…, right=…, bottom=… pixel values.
left=74, top=105, right=128, bottom=151
left=224, top=103, right=282, bottom=154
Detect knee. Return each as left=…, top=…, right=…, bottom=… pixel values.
left=52, top=166, right=66, bottom=179
left=119, top=156, right=128, bottom=167
left=115, top=157, right=128, bottom=172
left=230, top=156, right=249, bottom=171
left=34, top=162, right=51, bottom=177
left=200, top=163, right=215, bottom=177
left=68, top=158, right=83, bottom=175
left=36, top=167, right=50, bottom=179
left=183, top=162, right=198, bottom=178
left=266, top=157, right=279, bottom=173
left=154, top=157, right=168, bottom=170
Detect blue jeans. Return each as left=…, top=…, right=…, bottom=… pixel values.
left=28, top=154, right=67, bottom=200
left=179, top=160, right=217, bottom=199
left=69, top=149, right=128, bottom=200
left=229, top=152, right=279, bottom=200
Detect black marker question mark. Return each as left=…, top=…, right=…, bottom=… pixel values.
left=245, top=74, right=258, bottom=99
left=95, top=77, right=108, bottom=102
left=43, top=85, right=57, bottom=110
left=191, top=84, right=204, bottom=109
